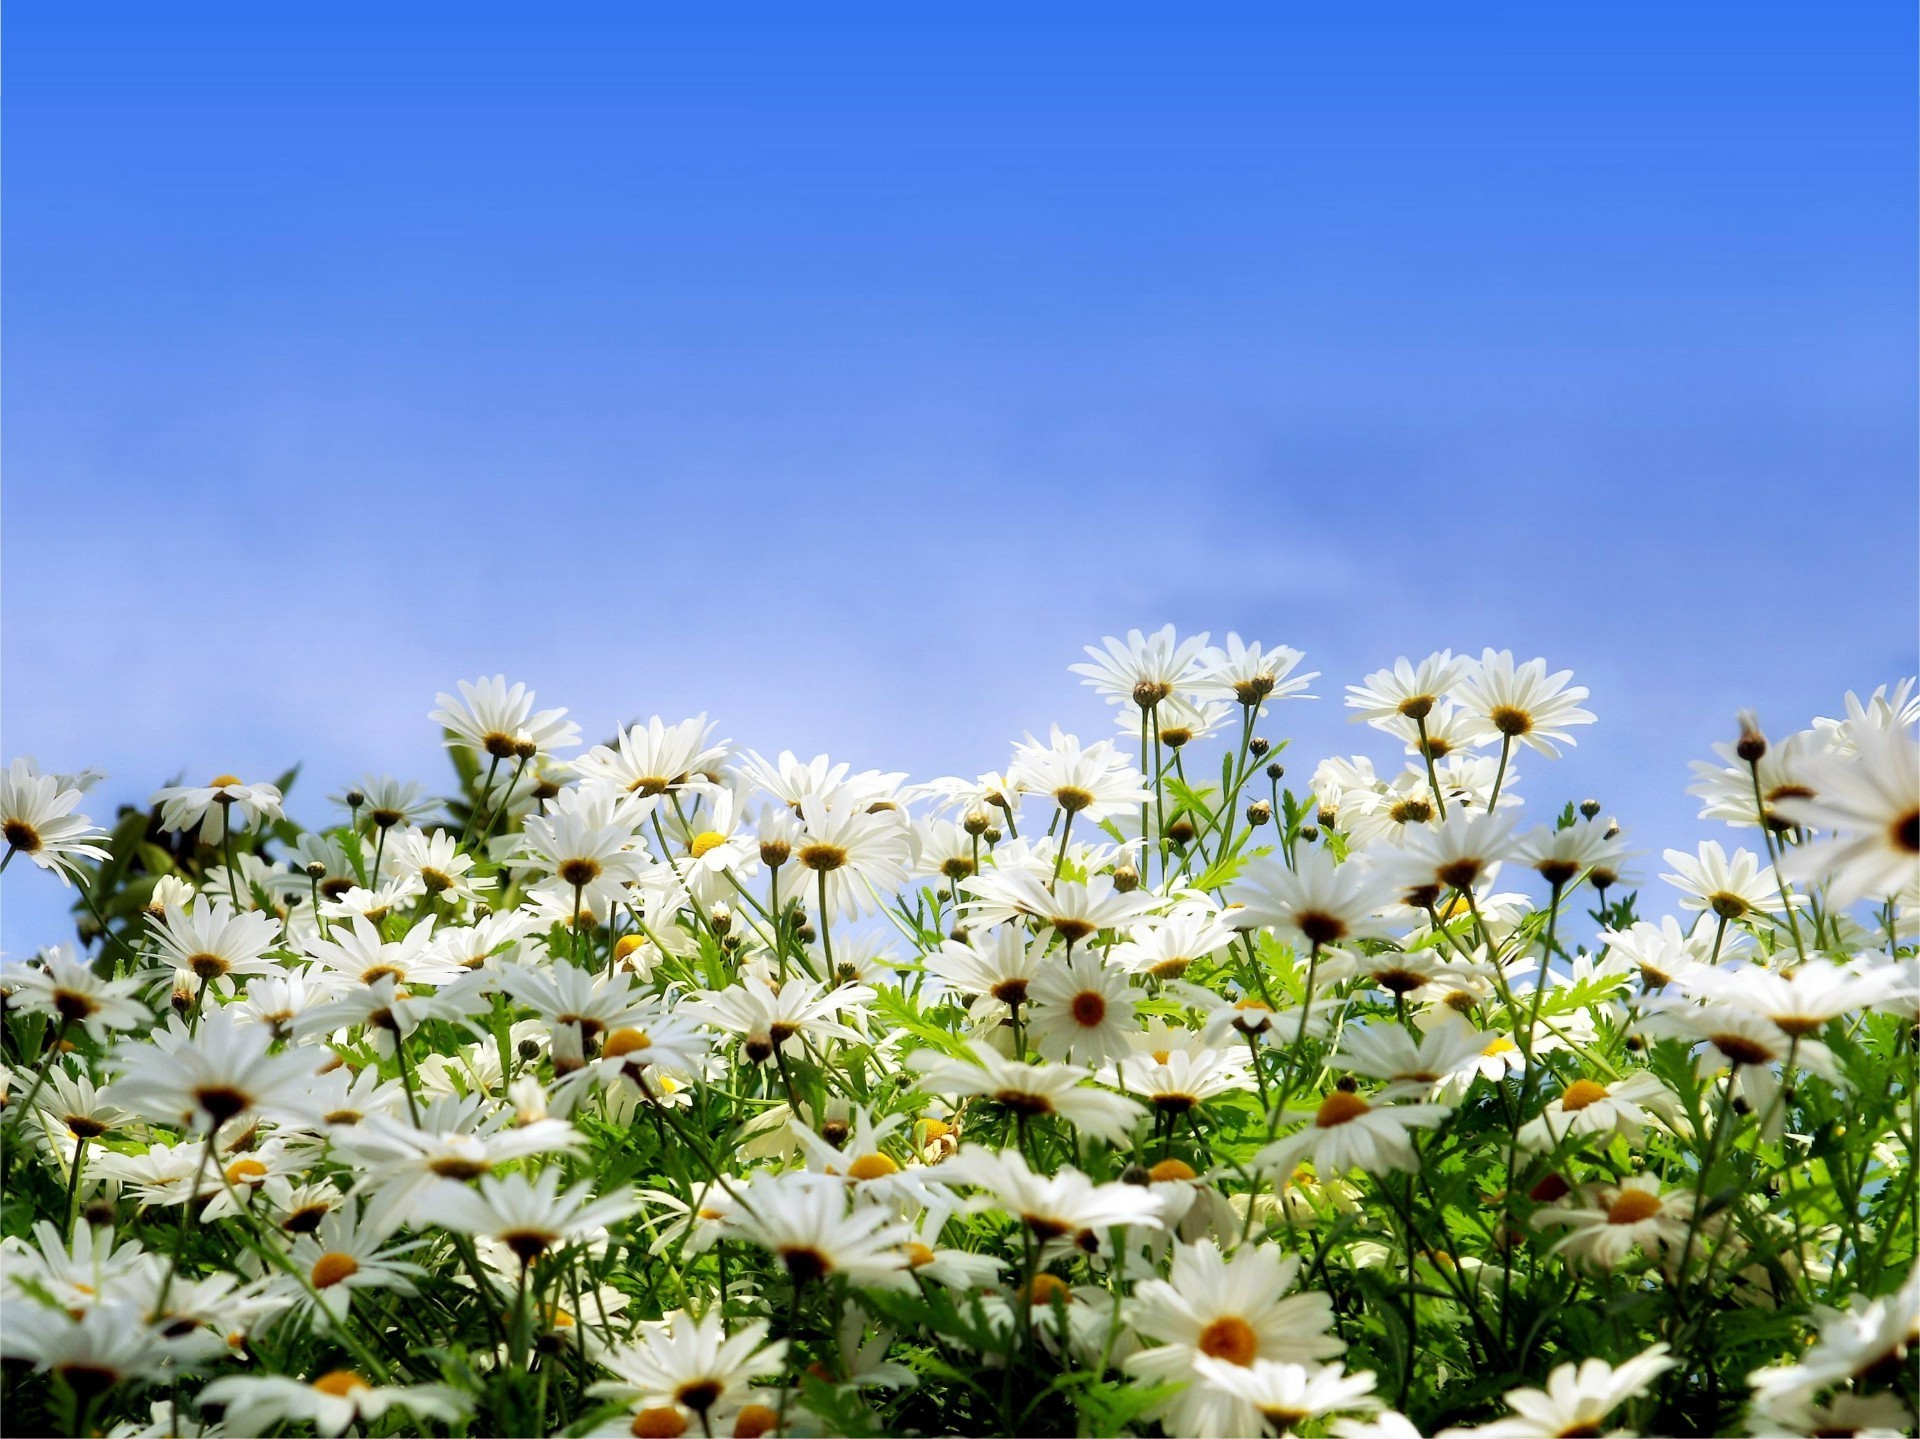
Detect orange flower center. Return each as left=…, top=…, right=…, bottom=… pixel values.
left=1148, top=1158, right=1197, bottom=1182
left=1315, top=1091, right=1372, bottom=1127
left=604, top=1028, right=653, bottom=1059
left=310, top=1253, right=360, bottom=1288
left=1606, top=1189, right=1664, bottom=1225
left=310, top=1370, right=369, bottom=1397
left=631, top=1407, right=689, bottom=1438
left=1197, top=1315, right=1259, bottom=1365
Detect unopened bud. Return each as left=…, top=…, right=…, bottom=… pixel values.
left=1265, top=762, right=1285, bottom=781
left=1167, top=816, right=1196, bottom=846
left=1112, top=864, right=1140, bottom=893
left=343, top=790, right=365, bottom=810
left=1299, top=826, right=1319, bottom=844
left=963, top=809, right=990, bottom=836
left=1248, top=736, right=1271, bottom=758
left=1735, top=711, right=1767, bottom=763
left=1579, top=799, right=1601, bottom=820
left=1120, top=1164, right=1151, bottom=1186
left=306, top=860, right=329, bottom=879
left=760, top=839, right=790, bottom=868
left=1246, top=800, right=1272, bottom=828
left=708, top=905, right=732, bottom=935
left=983, top=827, right=1003, bottom=845
left=83, top=1200, right=116, bottom=1227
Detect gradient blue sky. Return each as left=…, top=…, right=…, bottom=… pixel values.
left=4, top=3, right=1915, bottom=951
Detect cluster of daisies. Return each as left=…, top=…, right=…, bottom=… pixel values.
left=0, top=632, right=1914, bottom=1439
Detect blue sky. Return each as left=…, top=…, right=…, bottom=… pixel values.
left=4, top=3, right=1915, bottom=952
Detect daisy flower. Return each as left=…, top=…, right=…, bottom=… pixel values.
left=1434, top=1344, right=1674, bottom=1439
left=198, top=1371, right=469, bottom=1438
left=1107, top=904, right=1236, bottom=982
left=519, top=790, right=655, bottom=912
left=692, top=971, right=871, bottom=1064
left=1106, top=1045, right=1258, bottom=1117
left=575, top=715, right=731, bottom=797
left=1189, top=1356, right=1379, bottom=1438
left=0, top=758, right=110, bottom=884
left=1516, top=1070, right=1680, bottom=1151
left=1346, top=652, right=1473, bottom=727
left=1027, top=950, right=1139, bottom=1064
left=435, top=1167, right=638, bottom=1267
left=912, top=1045, right=1145, bottom=1144
left=717, top=1170, right=912, bottom=1286
left=1230, top=847, right=1400, bottom=951
left=1007, top=725, right=1152, bottom=823
left=793, top=795, right=912, bottom=921
left=9, top=945, right=150, bottom=1043
left=924, top=926, right=1047, bottom=1008
left=1661, top=841, right=1792, bottom=921
left=331, top=1096, right=581, bottom=1231
left=961, top=870, right=1157, bottom=945
left=1453, top=649, right=1596, bottom=758
left=1533, top=1175, right=1695, bottom=1270
left=301, top=912, right=455, bottom=989
left=940, top=1146, right=1163, bottom=1244
left=589, top=1308, right=787, bottom=1428
left=283, top=1206, right=427, bottom=1321
left=1689, top=726, right=1825, bottom=833
left=1328, top=1023, right=1490, bottom=1102
left=108, top=1009, right=320, bottom=1134
left=0, top=1298, right=178, bottom=1392
left=1127, top=1239, right=1345, bottom=1437
left=1191, top=633, right=1318, bottom=709
left=1256, top=1088, right=1451, bottom=1178
left=150, top=774, right=284, bottom=844
left=146, top=899, right=283, bottom=985
left=1383, top=809, right=1522, bottom=909
left=430, top=674, right=580, bottom=760
left=1776, top=725, right=1920, bottom=906
left=1069, top=625, right=1212, bottom=709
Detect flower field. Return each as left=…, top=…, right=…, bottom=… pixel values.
left=1, top=629, right=1914, bottom=1438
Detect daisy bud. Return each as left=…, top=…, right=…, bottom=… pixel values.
left=1735, top=710, right=1767, bottom=762
left=513, top=738, right=539, bottom=761
left=1249, top=736, right=1270, bottom=757
left=1299, top=825, right=1319, bottom=844
left=796, top=921, right=817, bottom=945
left=343, top=790, right=365, bottom=810
left=1265, top=762, right=1285, bottom=780
left=1121, top=1164, right=1151, bottom=1185
left=745, top=1035, right=775, bottom=1065
left=1246, top=800, right=1272, bottom=828
left=83, top=1200, right=116, bottom=1227
left=983, top=827, right=1003, bottom=844
left=708, top=904, right=732, bottom=935
left=1112, top=863, right=1140, bottom=893
left=963, top=809, right=990, bottom=836
left=1579, top=798, right=1602, bottom=820
left=517, top=1038, right=542, bottom=1063
left=760, top=838, right=790, bottom=867
left=1168, top=815, right=1197, bottom=846
left=1316, top=804, right=1338, bottom=829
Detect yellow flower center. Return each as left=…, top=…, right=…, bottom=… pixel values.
left=209, top=774, right=244, bottom=789
left=604, top=1028, right=653, bottom=1059
left=631, top=1407, right=689, bottom=1438
left=224, top=1159, right=268, bottom=1185
left=733, top=1403, right=780, bottom=1439
left=310, top=1369, right=370, bottom=1397
left=613, top=935, right=648, bottom=963
left=907, top=1242, right=937, bottom=1268
left=688, top=831, right=727, bottom=859
left=1025, top=1273, right=1074, bottom=1305
left=1559, top=1079, right=1609, bottom=1113
left=845, top=1152, right=900, bottom=1181
left=1148, top=1158, right=1197, bottom=1183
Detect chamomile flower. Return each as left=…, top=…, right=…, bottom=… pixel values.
left=1191, top=633, right=1318, bottom=709
left=589, top=1308, right=787, bottom=1430
left=1106, top=1045, right=1258, bottom=1116
left=1534, top=1176, right=1695, bottom=1270
left=436, top=1167, right=638, bottom=1267
left=1516, top=1071, right=1680, bottom=1151
left=1454, top=649, right=1596, bottom=758
left=146, top=899, right=283, bottom=986
left=1328, top=1023, right=1490, bottom=1102
left=1662, top=841, right=1793, bottom=921
left=9, top=945, right=150, bottom=1042
left=151, top=774, right=284, bottom=844
left=1027, top=950, right=1139, bottom=1063
left=924, top=926, right=1045, bottom=1007
left=1188, top=1356, right=1380, bottom=1438
left=575, top=715, right=731, bottom=797
left=1435, top=1344, right=1674, bottom=1439
left=1008, top=725, right=1151, bottom=823
left=1108, top=905, right=1237, bottom=982
left=1070, top=625, right=1212, bottom=709
left=718, top=1170, right=912, bottom=1286
left=962, top=870, right=1157, bottom=945
left=108, top=1009, right=320, bottom=1133
left=1346, top=652, right=1473, bottom=727
left=1257, top=1089, right=1451, bottom=1177
left=1776, top=725, right=1920, bottom=906
left=0, top=758, right=110, bottom=884
left=941, top=1146, right=1163, bottom=1244
left=1228, top=849, right=1398, bottom=948
left=198, top=1372, right=469, bottom=1438
left=431, top=675, right=580, bottom=760
left=1127, top=1240, right=1345, bottom=1438
left=793, top=794, right=912, bottom=921
left=282, top=1207, right=427, bottom=1321
left=912, top=1045, right=1145, bottom=1144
